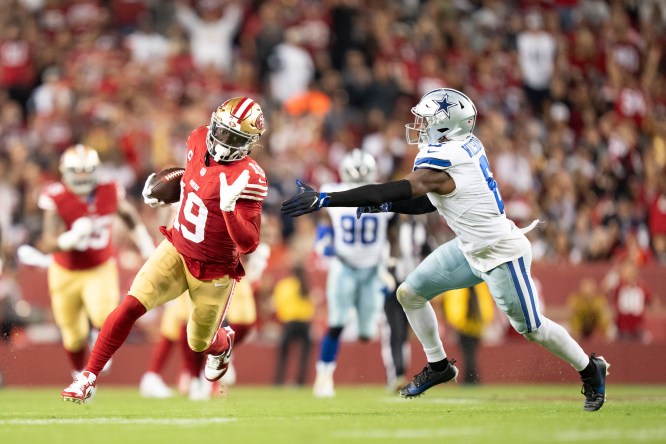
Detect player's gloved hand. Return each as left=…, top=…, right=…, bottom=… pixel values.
left=17, top=245, right=53, bottom=268
left=57, top=216, right=94, bottom=251
left=356, top=202, right=392, bottom=219
left=281, top=180, right=331, bottom=217
left=142, top=173, right=170, bottom=208
left=220, top=169, right=250, bottom=212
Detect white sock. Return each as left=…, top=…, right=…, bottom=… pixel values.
left=402, top=303, right=446, bottom=363
left=524, top=317, right=589, bottom=371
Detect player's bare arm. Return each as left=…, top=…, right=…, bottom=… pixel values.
left=117, top=199, right=155, bottom=259
left=39, top=209, right=72, bottom=253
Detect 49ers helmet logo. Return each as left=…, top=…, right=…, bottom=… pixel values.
left=256, top=113, right=265, bottom=131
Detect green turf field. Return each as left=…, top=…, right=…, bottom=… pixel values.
left=1, top=385, right=665, bottom=444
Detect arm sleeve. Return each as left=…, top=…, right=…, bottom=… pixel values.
left=390, top=195, right=437, bottom=214
left=223, top=199, right=262, bottom=254
left=327, top=180, right=412, bottom=207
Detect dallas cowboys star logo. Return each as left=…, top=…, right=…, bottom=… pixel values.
left=433, top=94, right=458, bottom=117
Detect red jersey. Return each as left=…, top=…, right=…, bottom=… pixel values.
left=164, top=126, right=267, bottom=280
left=612, top=281, right=652, bottom=334
left=38, top=181, right=120, bottom=270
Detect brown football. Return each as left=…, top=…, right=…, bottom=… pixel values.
left=147, top=167, right=185, bottom=204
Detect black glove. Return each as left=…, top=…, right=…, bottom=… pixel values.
left=281, top=180, right=331, bottom=217
left=356, top=202, right=392, bottom=219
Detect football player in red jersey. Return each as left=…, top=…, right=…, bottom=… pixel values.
left=62, top=97, right=268, bottom=403
left=24, top=144, right=156, bottom=375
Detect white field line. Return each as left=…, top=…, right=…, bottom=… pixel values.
left=336, top=427, right=482, bottom=439
left=555, top=427, right=666, bottom=442
left=0, top=418, right=237, bottom=426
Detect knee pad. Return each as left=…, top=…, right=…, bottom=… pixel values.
left=327, top=326, right=343, bottom=339
left=396, top=283, right=427, bottom=310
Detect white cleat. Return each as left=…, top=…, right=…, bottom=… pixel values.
left=61, top=371, right=97, bottom=404
left=313, top=361, right=336, bottom=398
left=139, top=372, right=173, bottom=399
left=188, top=374, right=212, bottom=401
left=204, top=326, right=235, bottom=382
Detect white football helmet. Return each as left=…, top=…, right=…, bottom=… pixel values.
left=60, top=144, right=100, bottom=195
left=207, top=97, right=266, bottom=162
left=339, top=149, right=377, bottom=184
left=406, top=88, right=477, bottom=145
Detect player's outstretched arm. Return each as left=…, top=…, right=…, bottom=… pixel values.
left=281, top=169, right=454, bottom=217
left=356, top=195, right=437, bottom=219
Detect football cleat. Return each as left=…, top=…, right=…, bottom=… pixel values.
left=61, top=371, right=97, bottom=404
left=581, top=354, right=610, bottom=412
left=204, top=326, right=235, bottom=382
left=313, top=361, right=336, bottom=398
left=139, top=372, right=173, bottom=399
left=400, top=360, right=458, bottom=398
left=189, top=373, right=213, bottom=401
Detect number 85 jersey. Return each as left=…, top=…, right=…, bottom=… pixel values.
left=415, top=135, right=530, bottom=272
left=164, top=126, right=267, bottom=280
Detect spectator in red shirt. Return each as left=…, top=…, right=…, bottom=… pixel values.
left=611, top=260, right=659, bottom=343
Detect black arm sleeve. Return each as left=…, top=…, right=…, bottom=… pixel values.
left=390, top=195, right=437, bottom=214
left=327, top=180, right=412, bottom=207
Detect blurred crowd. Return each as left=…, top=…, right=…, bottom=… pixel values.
left=1, top=0, right=666, bottom=272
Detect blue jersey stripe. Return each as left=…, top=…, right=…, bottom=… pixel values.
left=507, top=261, right=532, bottom=333
left=518, top=257, right=541, bottom=329
left=414, top=157, right=452, bottom=169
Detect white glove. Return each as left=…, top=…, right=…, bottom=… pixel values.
left=17, top=245, right=53, bottom=269
left=142, top=173, right=170, bottom=208
left=57, top=217, right=94, bottom=251
left=219, top=170, right=249, bottom=212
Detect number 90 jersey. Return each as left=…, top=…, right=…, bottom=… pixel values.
left=322, top=183, right=392, bottom=269
left=414, top=135, right=528, bottom=271
left=165, top=126, right=267, bottom=280
left=38, top=181, right=120, bottom=270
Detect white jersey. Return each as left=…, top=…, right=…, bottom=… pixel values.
left=414, top=135, right=533, bottom=272
left=322, top=182, right=393, bottom=269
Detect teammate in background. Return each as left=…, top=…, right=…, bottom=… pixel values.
left=282, top=88, right=610, bottom=412
left=18, top=145, right=155, bottom=375
left=311, top=149, right=394, bottom=398
left=62, top=97, right=268, bottom=403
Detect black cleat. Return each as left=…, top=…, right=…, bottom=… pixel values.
left=400, top=360, right=458, bottom=398
left=581, top=354, right=610, bottom=412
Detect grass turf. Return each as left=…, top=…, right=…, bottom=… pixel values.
left=1, top=385, right=665, bottom=444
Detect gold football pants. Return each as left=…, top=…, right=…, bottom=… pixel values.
left=130, top=240, right=235, bottom=352
left=48, top=259, right=120, bottom=352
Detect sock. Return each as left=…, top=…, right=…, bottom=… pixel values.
left=524, top=317, right=590, bottom=371
left=178, top=325, right=203, bottom=376
left=429, top=358, right=450, bottom=372
left=320, top=334, right=340, bottom=363
left=85, top=295, right=147, bottom=375
left=66, top=348, right=87, bottom=372
left=402, top=303, right=447, bottom=362
left=202, top=327, right=230, bottom=356
left=228, top=322, right=252, bottom=345
left=148, top=336, right=174, bottom=374
left=578, top=358, right=596, bottom=380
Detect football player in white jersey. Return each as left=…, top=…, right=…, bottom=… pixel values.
left=283, top=88, right=609, bottom=412
left=311, top=149, right=394, bottom=398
